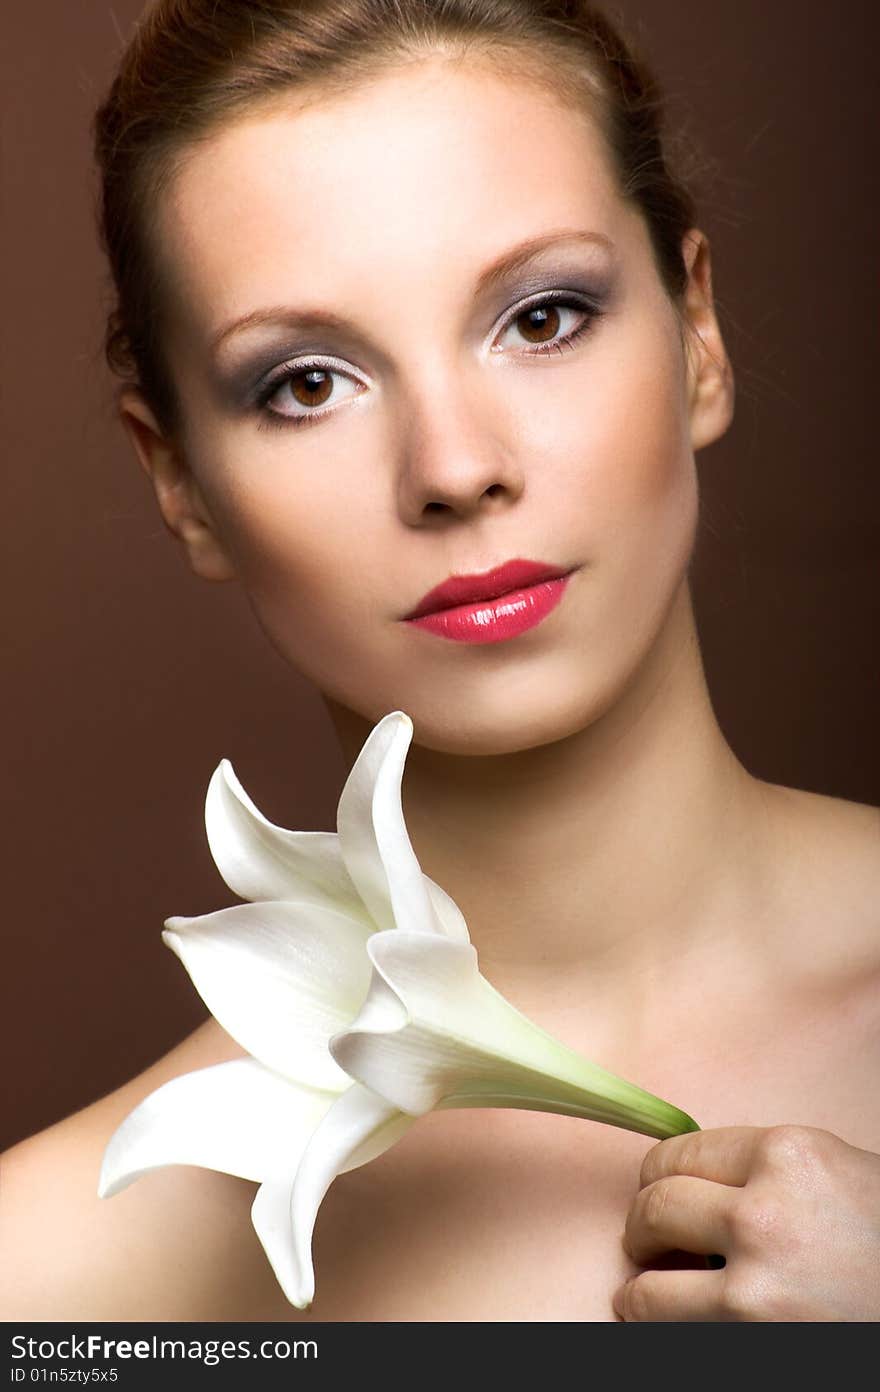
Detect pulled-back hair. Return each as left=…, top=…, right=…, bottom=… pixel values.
left=93, top=0, right=698, bottom=438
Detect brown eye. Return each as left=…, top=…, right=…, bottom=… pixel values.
left=259, top=359, right=363, bottom=427
left=290, top=368, right=334, bottom=408
left=515, top=304, right=562, bottom=344
left=496, top=296, right=596, bottom=356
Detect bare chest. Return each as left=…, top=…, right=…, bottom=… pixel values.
left=263, top=989, right=880, bottom=1323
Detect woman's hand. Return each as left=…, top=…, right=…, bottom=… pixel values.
left=613, top=1125, right=880, bottom=1321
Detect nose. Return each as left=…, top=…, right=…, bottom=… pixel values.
left=394, top=372, right=525, bottom=527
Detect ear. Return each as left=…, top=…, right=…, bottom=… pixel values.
left=680, top=229, right=735, bottom=451
left=118, top=389, right=237, bottom=581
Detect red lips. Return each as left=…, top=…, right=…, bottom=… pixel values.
left=404, top=558, right=573, bottom=620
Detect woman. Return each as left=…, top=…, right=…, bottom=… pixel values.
left=2, top=0, right=878, bottom=1321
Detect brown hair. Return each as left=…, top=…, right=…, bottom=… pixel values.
left=93, top=0, right=698, bottom=439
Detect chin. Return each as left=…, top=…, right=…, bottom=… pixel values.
left=412, top=714, right=589, bottom=759
left=365, top=669, right=625, bottom=759
left=339, top=586, right=693, bottom=759
left=288, top=566, right=695, bottom=760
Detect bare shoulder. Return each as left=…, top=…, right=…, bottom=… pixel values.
left=0, top=1022, right=285, bottom=1320
left=758, top=778, right=880, bottom=979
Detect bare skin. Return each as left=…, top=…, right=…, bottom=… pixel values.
left=2, top=52, right=878, bottom=1321
left=2, top=784, right=878, bottom=1320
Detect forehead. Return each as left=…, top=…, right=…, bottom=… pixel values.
left=156, top=56, right=626, bottom=339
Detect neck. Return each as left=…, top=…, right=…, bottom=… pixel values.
left=324, top=585, right=773, bottom=1016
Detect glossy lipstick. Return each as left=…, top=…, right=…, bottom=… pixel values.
left=403, top=559, right=575, bottom=645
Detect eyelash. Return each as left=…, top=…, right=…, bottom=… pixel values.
left=254, top=290, right=604, bottom=433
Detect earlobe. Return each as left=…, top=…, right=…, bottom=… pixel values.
left=680, top=230, right=735, bottom=452
left=118, top=389, right=237, bottom=582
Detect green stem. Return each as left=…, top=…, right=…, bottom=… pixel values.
left=437, top=1075, right=699, bottom=1141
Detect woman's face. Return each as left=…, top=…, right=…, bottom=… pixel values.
left=137, top=55, right=731, bottom=755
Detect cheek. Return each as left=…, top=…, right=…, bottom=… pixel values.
left=199, top=446, right=396, bottom=680
left=202, top=439, right=359, bottom=596
left=509, top=306, right=698, bottom=695
left=539, top=314, right=696, bottom=586
left=594, top=368, right=696, bottom=571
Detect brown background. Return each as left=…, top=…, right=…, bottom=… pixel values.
left=2, top=2, right=877, bottom=1152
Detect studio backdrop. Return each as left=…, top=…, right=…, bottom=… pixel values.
left=2, top=0, right=877, bottom=1151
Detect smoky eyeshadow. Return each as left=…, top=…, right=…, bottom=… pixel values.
left=212, top=258, right=618, bottom=410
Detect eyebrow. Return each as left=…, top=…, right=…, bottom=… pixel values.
left=209, top=228, right=615, bottom=358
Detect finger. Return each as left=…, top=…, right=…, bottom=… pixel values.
left=640, top=1126, right=766, bottom=1189
left=613, top=1268, right=727, bottom=1322
left=624, top=1175, right=731, bottom=1263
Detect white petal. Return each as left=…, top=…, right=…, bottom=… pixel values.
left=424, top=875, right=471, bottom=945
left=336, top=711, right=445, bottom=938
left=249, top=1173, right=302, bottom=1306
left=252, top=1084, right=414, bottom=1309
left=332, top=932, right=700, bottom=1139
left=163, top=900, right=373, bottom=1091
left=98, top=1058, right=334, bottom=1196
left=206, top=759, right=368, bottom=923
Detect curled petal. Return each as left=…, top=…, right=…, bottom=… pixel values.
left=336, top=711, right=446, bottom=938
left=331, top=932, right=700, bottom=1139
left=206, top=759, right=368, bottom=923
left=423, top=876, right=470, bottom=945
left=98, top=1058, right=334, bottom=1196
left=163, top=900, right=373, bottom=1092
left=253, top=1084, right=415, bottom=1310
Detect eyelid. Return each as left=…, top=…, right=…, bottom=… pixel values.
left=487, top=287, right=600, bottom=353
left=256, top=352, right=370, bottom=399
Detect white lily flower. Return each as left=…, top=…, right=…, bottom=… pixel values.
left=98, top=712, right=466, bottom=1308
left=330, top=928, right=699, bottom=1136
left=99, top=710, right=697, bottom=1311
